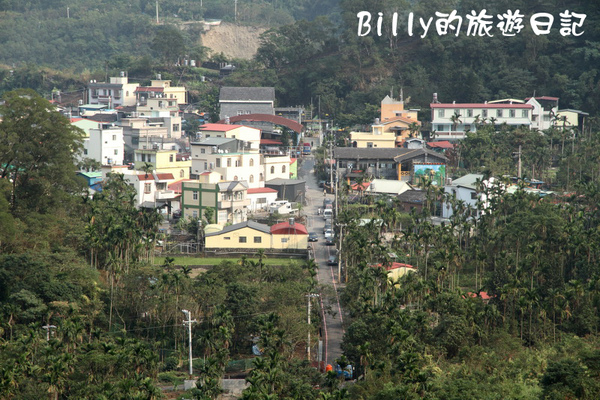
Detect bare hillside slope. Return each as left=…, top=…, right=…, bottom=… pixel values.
left=201, top=23, right=266, bottom=60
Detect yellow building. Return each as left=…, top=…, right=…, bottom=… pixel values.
left=134, top=149, right=191, bottom=180
left=350, top=95, right=421, bottom=148
left=204, top=220, right=308, bottom=250
left=205, top=221, right=272, bottom=249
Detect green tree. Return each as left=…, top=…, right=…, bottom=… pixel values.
left=0, top=89, right=84, bottom=214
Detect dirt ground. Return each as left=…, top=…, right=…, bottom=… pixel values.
left=201, top=23, right=267, bottom=60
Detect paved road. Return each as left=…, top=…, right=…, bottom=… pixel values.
left=299, top=157, right=345, bottom=367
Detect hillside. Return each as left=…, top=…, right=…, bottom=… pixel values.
left=201, top=23, right=267, bottom=60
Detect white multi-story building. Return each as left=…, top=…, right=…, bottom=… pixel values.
left=190, top=138, right=263, bottom=188
left=430, top=101, right=533, bottom=140
left=263, top=155, right=292, bottom=181
left=525, top=96, right=559, bottom=131
left=199, top=123, right=261, bottom=152
left=88, top=73, right=139, bottom=108
left=83, top=123, right=125, bottom=166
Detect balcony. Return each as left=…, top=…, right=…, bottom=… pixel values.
left=218, top=198, right=251, bottom=209
left=155, top=190, right=178, bottom=200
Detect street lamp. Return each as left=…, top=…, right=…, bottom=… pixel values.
left=182, top=309, right=197, bottom=376
left=306, top=293, right=320, bottom=361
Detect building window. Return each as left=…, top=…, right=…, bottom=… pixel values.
left=260, top=173, right=264, bottom=181
left=112, top=134, right=117, bottom=141
left=235, top=160, right=240, bottom=167
left=192, top=210, right=198, bottom=218
left=470, top=192, right=477, bottom=200
left=437, top=109, right=445, bottom=118
left=466, top=109, right=473, bottom=117
left=234, top=175, right=238, bottom=181
left=281, top=238, right=288, bottom=243
left=254, top=236, right=262, bottom=243
left=482, top=109, right=488, bottom=118
left=144, top=183, right=151, bottom=193
left=192, top=191, right=198, bottom=200
left=270, top=166, right=275, bottom=174
left=509, top=109, right=515, bottom=118
left=239, top=237, right=247, bottom=243
left=250, top=158, right=254, bottom=166
left=227, top=158, right=231, bottom=167
left=497, top=109, right=503, bottom=118
left=201, top=148, right=206, bottom=154
left=170, top=154, right=174, bottom=162
left=282, top=165, right=286, bottom=173
left=180, top=169, right=185, bottom=178
left=224, top=237, right=230, bottom=240
left=454, top=109, right=460, bottom=116
left=141, top=154, right=146, bottom=162
left=522, top=110, right=529, bottom=118
left=249, top=175, right=254, bottom=183
left=84, top=149, right=88, bottom=155
left=216, top=159, right=221, bottom=167
left=114, top=149, right=118, bottom=155
left=367, top=142, right=373, bottom=148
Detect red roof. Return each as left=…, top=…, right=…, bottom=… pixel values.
left=168, top=179, right=192, bottom=193
left=270, top=221, right=308, bottom=235
left=70, top=117, right=83, bottom=122
left=138, top=173, right=174, bottom=181
left=247, top=187, right=278, bottom=194
left=290, top=158, right=297, bottom=164
left=466, top=291, right=493, bottom=300
left=351, top=182, right=370, bottom=191
left=200, top=123, right=244, bottom=132
left=135, top=87, right=164, bottom=92
left=427, top=141, right=454, bottom=149
left=431, top=103, right=533, bottom=109
left=260, top=139, right=283, bottom=145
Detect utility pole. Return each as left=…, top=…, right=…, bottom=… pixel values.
left=156, top=0, right=159, bottom=24
left=328, top=142, right=334, bottom=197
left=182, top=310, right=197, bottom=377
left=234, top=0, right=238, bottom=22
left=337, top=224, right=346, bottom=283
left=42, top=324, right=56, bottom=341
left=306, top=294, right=319, bottom=361
left=517, top=144, right=522, bottom=179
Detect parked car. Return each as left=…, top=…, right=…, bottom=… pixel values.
left=324, top=229, right=334, bottom=239
left=326, top=237, right=335, bottom=245
left=327, top=255, right=338, bottom=265
left=308, top=232, right=318, bottom=242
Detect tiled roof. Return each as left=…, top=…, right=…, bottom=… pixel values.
left=205, top=220, right=271, bottom=236
left=219, top=87, right=275, bottom=101
left=138, top=173, right=175, bottom=181
left=270, top=221, right=308, bottom=235
left=427, top=141, right=454, bottom=149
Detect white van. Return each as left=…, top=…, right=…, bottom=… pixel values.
left=323, top=209, right=333, bottom=219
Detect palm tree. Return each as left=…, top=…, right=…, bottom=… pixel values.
left=450, top=111, right=462, bottom=133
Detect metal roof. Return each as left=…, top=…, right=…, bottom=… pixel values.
left=205, top=220, right=271, bottom=236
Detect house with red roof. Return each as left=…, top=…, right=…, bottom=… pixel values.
left=204, top=218, right=308, bottom=251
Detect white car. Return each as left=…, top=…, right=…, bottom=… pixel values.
left=324, top=229, right=334, bottom=239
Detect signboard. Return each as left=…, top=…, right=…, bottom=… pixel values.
left=413, top=164, right=446, bottom=186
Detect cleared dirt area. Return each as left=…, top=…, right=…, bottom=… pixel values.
left=201, top=23, right=267, bottom=59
